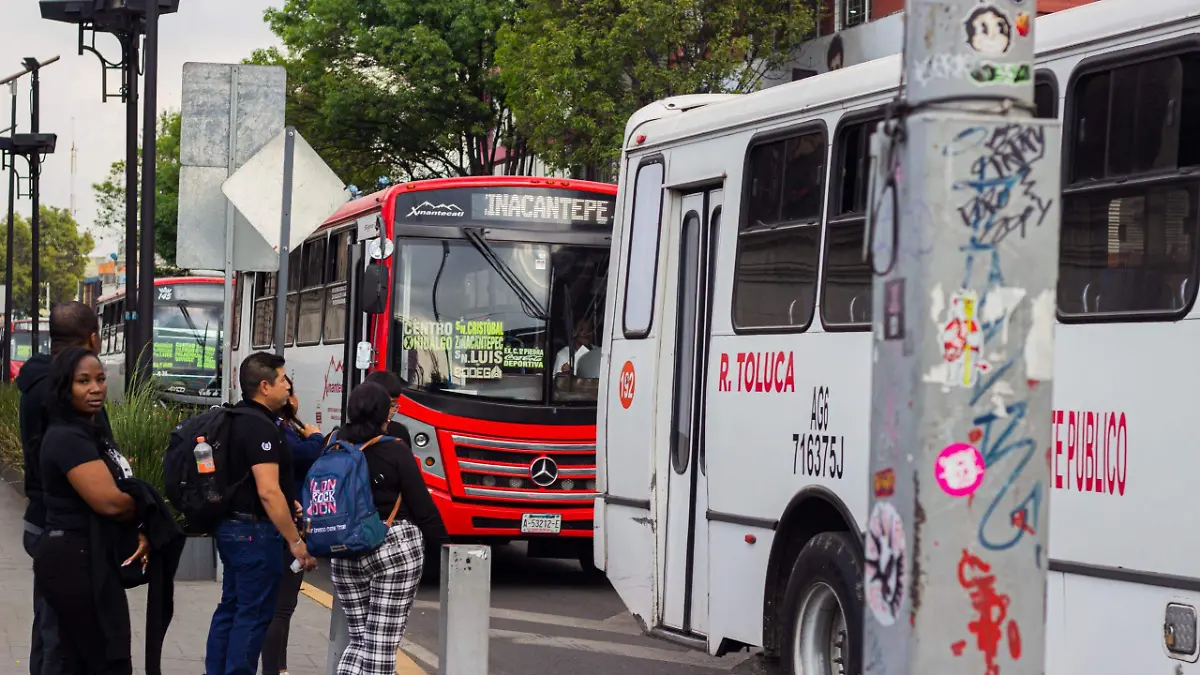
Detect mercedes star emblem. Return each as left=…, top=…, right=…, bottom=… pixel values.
left=529, top=456, right=559, bottom=487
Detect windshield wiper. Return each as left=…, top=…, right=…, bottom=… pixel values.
left=462, top=228, right=550, bottom=321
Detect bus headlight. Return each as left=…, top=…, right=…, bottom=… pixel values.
left=393, top=413, right=444, bottom=479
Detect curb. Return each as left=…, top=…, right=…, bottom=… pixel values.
left=299, top=582, right=429, bottom=675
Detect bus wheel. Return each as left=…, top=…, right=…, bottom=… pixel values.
left=780, top=531, right=862, bottom=675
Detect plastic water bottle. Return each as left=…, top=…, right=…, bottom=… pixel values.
left=194, top=436, right=215, bottom=473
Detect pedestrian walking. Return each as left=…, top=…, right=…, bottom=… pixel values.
left=328, top=382, right=449, bottom=675
left=205, top=352, right=317, bottom=675
left=17, top=301, right=110, bottom=675
left=362, top=370, right=412, bottom=447
left=31, top=347, right=184, bottom=675
left=261, top=377, right=325, bottom=675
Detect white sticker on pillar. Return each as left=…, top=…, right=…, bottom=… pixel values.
left=864, top=501, right=906, bottom=627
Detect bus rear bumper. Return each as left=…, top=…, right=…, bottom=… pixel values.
left=428, top=487, right=595, bottom=540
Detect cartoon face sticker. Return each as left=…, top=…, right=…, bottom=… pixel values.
left=965, top=6, right=1012, bottom=56
left=935, top=443, right=986, bottom=497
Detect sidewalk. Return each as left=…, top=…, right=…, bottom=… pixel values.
left=0, top=478, right=331, bottom=675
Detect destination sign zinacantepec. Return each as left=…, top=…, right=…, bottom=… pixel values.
left=394, top=187, right=614, bottom=228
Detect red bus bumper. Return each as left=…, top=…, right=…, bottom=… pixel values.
left=428, top=485, right=595, bottom=539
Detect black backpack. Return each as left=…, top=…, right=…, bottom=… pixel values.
left=162, top=404, right=254, bottom=534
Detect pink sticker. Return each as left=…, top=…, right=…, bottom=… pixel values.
left=935, top=443, right=985, bottom=497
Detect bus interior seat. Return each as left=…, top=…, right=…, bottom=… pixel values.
left=575, top=348, right=603, bottom=379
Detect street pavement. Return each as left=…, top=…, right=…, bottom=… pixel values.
left=305, top=544, right=768, bottom=675
left=0, top=476, right=331, bottom=675
left=0, top=468, right=771, bottom=675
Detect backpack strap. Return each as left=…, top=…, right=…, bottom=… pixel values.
left=359, top=435, right=403, bottom=527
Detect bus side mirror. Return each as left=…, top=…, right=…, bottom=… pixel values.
left=360, top=264, right=388, bottom=314
left=355, top=341, right=373, bottom=370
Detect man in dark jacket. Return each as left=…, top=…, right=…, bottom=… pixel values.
left=17, top=301, right=108, bottom=675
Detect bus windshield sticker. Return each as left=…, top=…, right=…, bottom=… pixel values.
left=864, top=501, right=906, bottom=627
left=935, top=442, right=986, bottom=497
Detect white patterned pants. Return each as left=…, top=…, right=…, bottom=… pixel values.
left=330, top=521, right=425, bottom=675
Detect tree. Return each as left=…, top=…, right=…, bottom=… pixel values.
left=91, top=110, right=183, bottom=265
left=247, top=0, right=521, bottom=188
left=0, top=206, right=95, bottom=317
left=496, top=0, right=816, bottom=171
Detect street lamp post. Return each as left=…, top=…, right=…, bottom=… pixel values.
left=40, top=0, right=180, bottom=389
left=0, top=56, right=59, bottom=378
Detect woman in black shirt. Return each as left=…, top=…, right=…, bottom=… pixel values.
left=32, top=347, right=148, bottom=675
left=329, top=382, right=449, bottom=675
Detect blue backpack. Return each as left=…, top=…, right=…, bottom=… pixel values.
left=300, top=433, right=401, bottom=558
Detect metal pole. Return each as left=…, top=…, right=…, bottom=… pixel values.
left=3, top=80, right=16, bottom=382
left=438, top=545, right=490, bottom=675
left=272, top=127, right=295, bottom=356
left=863, top=1, right=1059, bottom=674
left=27, top=61, right=40, bottom=350
left=221, top=65, right=240, bottom=403
left=123, top=31, right=140, bottom=388
left=324, top=593, right=350, bottom=674
left=136, top=0, right=159, bottom=386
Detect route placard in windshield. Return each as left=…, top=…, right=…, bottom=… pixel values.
left=391, top=237, right=609, bottom=405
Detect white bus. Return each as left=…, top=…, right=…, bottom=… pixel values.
left=594, top=1, right=1200, bottom=673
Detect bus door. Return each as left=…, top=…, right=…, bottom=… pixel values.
left=661, top=188, right=722, bottom=636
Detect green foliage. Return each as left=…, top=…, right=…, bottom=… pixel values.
left=248, top=0, right=522, bottom=186
left=0, top=378, right=186, bottom=499
left=0, top=385, right=20, bottom=472
left=91, top=110, right=183, bottom=265
left=0, top=206, right=95, bottom=317
left=107, top=376, right=187, bottom=498
left=496, top=0, right=816, bottom=170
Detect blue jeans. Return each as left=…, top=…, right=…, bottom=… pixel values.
left=205, top=520, right=284, bottom=675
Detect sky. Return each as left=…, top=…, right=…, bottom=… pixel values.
left=3, top=0, right=284, bottom=257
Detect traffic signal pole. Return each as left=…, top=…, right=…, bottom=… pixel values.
left=864, top=1, right=1061, bottom=673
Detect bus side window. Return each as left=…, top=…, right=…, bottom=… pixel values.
left=252, top=272, right=276, bottom=348
left=285, top=249, right=302, bottom=347
left=297, top=236, right=327, bottom=345
left=622, top=159, right=665, bottom=337
left=1034, top=77, right=1057, bottom=119
left=324, top=229, right=350, bottom=344
left=733, top=126, right=827, bottom=331
left=822, top=115, right=881, bottom=330
left=100, top=304, right=111, bottom=355
left=1058, top=51, right=1200, bottom=319
left=231, top=277, right=242, bottom=351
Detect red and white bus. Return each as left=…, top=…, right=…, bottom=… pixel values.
left=8, top=319, right=50, bottom=380
left=97, top=276, right=225, bottom=407
left=230, top=176, right=617, bottom=569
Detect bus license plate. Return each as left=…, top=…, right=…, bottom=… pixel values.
left=521, top=513, right=562, bottom=534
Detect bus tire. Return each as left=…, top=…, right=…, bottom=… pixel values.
left=779, top=531, right=862, bottom=675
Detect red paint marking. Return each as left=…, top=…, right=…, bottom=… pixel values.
left=1027, top=379, right=1038, bottom=389
left=1007, top=620, right=1022, bottom=659
left=951, top=640, right=967, bottom=656
left=1011, top=510, right=1035, bottom=536
left=956, top=549, right=1020, bottom=674
left=968, top=428, right=983, bottom=444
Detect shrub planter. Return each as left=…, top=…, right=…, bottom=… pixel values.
left=175, top=535, right=217, bottom=581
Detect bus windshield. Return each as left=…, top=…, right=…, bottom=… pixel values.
left=151, top=284, right=222, bottom=396
left=10, top=330, right=50, bottom=361
left=391, top=237, right=609, bottom=405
